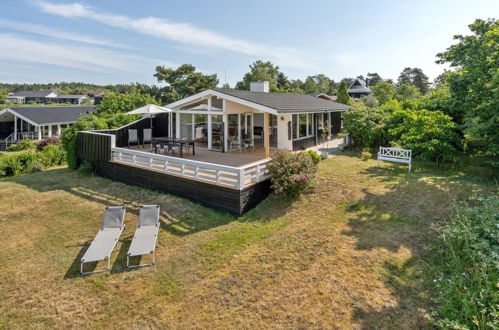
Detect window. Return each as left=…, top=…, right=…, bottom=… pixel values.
left=292, top=113, right=316, bottom=140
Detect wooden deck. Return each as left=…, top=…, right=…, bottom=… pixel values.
left=127, top=144, right=272, bottom=167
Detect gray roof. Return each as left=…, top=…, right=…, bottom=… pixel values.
left=11, top=90, right=57, bottom=98
left=7, top=106, right=94, bottom=125
left=214, top=89, right=349, bottom=113
left=55, top=94, right=87, bottom=99
left=348, top=78, right=371, bottom=93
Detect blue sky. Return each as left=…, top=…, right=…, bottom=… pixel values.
left=0, top=0, right=497, bottom=86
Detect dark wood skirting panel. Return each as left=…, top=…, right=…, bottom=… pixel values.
left=90, top=160, right=272, bottom=215
left=293, top=136, right=316, bottom=150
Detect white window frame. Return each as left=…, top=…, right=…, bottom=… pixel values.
left=292, top=113, right=316, bottom=141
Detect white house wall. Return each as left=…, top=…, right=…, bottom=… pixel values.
left=277, top=114, right=293, bottom=150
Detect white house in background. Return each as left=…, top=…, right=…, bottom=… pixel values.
left=0, top=105, right=94, bottom=149
left=166, top=81, right=350, bottom=155
left=4, top=90, right=91, bottom=105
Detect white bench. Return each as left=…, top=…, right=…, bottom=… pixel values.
left=377, top=147, right=412, bottom=172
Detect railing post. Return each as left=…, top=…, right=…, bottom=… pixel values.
left=238, top=168, right=245, bottom=190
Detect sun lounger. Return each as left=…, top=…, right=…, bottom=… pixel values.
left=127, top=205, right=160, bottom=268
left=80, top=206, right=126, bottom=275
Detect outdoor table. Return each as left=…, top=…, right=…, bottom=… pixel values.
left=152, top=137, right=195, bottom=158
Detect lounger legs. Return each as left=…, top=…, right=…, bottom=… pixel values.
left=80, top=258, right=111, bottom=275
left=127, top=252, right=155, bottom=269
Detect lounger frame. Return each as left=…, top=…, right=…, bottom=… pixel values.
left=127, top=205, right=160, bottom=269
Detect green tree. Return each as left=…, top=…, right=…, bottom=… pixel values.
left=389, top=109, right=461, bottom=167
left=395, top=83, right=422, bottom=101
left=397, top=67, right=430, bottom=94
left=436, top=18, right=498, bottom=161
left=361, top=95, right=379, bottom=108
left=96, top=93, right=159, bottom=115
left=235, top=60, right=281, bottom=92
left=154, top=64, right=218, bottom=103
left=366, top=72, right=383, bottom=86
left=302, top=74, right=331, bottom=94
left=336, top=81, right=351, bottom=105
left=343, top=106, right=391, bottom=149
left=371, top=81, right=395, bottom=105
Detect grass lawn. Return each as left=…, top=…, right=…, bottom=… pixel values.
left=0, top=152, right=493, bottom=328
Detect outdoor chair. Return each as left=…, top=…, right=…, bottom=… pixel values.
left=143, top=128, right=152, bottom=149
left=228, top=135, right=243, bottom=152
left=167, top=142, right=179, bottom=156
left=80, top=206, right=126, bottom=275
left=127, top=205, right=161, bottom=268
left=128, top=129, right=139, bottom=148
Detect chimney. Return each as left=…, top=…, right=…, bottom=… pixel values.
left=250, top=81, right=269, bottom=93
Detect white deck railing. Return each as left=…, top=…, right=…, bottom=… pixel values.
left=111, top=147, right=270, bottom=190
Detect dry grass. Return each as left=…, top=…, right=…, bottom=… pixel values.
left=0, top=153, right=492, bottom=329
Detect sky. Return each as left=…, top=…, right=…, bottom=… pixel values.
left=0, top=0, right=497, bottom=86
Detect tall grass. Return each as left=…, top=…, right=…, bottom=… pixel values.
left=428, top=195, right=498, bottom=329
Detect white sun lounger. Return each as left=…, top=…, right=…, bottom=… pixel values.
left=127, top=205, right=160, bottom=269
left=80, top=206, right=126, bottom=275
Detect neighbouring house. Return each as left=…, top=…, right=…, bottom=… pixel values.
left=76, top=82, right=350, bottom=214
left=347, top=78, right=371, bottom=98
left=4, top=90, right=92, bottom=105
left=310, top=93, right=337, bottom=102
left=0, top=105, right=94, bottom=149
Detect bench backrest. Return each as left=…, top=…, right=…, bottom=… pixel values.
left=379, top=147, right=411, bottom=159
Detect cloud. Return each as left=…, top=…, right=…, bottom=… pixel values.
left=0, top=19, right=127, bottom=48
left=35, top=1, right=316, bottom=70
left=0, top=33, right=175, bottom=73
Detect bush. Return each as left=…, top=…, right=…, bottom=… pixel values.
left=343, top=106, right=391, bottom=149
left=360, top=149, right=372, bottom=161
left=77, top=161, right=95, bottom=176
left=427, top=195, right=498, bottom=328
left=267, top=151, right=318, bottom=197
left=36, top=137, right=60, bottom=151
left=4, top=139, right=37, bottom=152
left=301, top=150, right=321, bottom=165
left=0, top=144, right=66, bottom=177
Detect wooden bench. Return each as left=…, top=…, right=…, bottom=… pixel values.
left=377, top=147, right=412, bottom=172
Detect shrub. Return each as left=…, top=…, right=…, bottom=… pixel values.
left=267, top=151, right=318, bottom=197
left=4, top=144, right=22, bottom=152
left=301, top=150, right=321, bottom=165
left=77, top=161, right=95, bottom=176
left=389, top=109, right=461, bottom=167
left=427, top=195, right=498, bottom=328
left=19, top=139, right=37, bottom=150
left=39, top=144, right=66, bottom=167
left=360, top=149, right=372, bottom=161
left=0, top=145, right=66, bottom=177
left=36, top=137, right=60, bottom=151
left=343, top=106, right=391, bottom=149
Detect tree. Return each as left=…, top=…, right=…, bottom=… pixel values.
left=302, top=74, right=331, bottom=94
left=361, top=95, right=379, bottom=108
left=371, top=81, right=395, bottom=105
left=96, top=93, right=159, bottom=115
left=343, top=106, right=391, bottom=149
left=366, top=72, right=383, bottom=86
left=336, top=81, right=351, bottom=105
left=397, top=67, right=430, bottom=94
left=395, top=83, right=421, bottom=101
left=389, top=109, right=461, bottom=167
left=340, top=77, right=354, bottom=88
left=154, top=64, right=218, bottom=103
left=436, top=18, right=499, bottom=161
left=235, top=60, right=281, bottom=92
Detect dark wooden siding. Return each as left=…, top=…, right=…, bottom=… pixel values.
left=94, top=114, right=169, bottom=148
left=331, top=112, right=342, bottom=134
left=77, top=132, right=113, bottom=162
left=90, top=160, right=271, bottom=215
left=293, top=136, right=316, bottom=150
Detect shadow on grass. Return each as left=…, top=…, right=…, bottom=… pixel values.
left=338, top=164, right=483, bottom=328
left=6, top=167, right=296, bottom=277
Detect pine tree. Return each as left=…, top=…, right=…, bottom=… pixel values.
left=336, top=81, right=351, bottom=105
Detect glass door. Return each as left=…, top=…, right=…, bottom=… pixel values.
left=243, top=113, right=253, bottom=145
left=210, top=115, right=223, bottom=151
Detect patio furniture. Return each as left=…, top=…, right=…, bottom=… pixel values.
left=228, top=135, right=243, bottom=152
left=153, top=137, right=195, bottom=158
left=80, top=206, right=126, bottom=275
left=128, top=129, right=138, bottom=148
left=166, top=142, right=180, bottom=156
left=143, top=128, right=152, bottom=148
left=377, top=146, right=412, bottom=172
left=127, top=205, right=161, bottom=268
